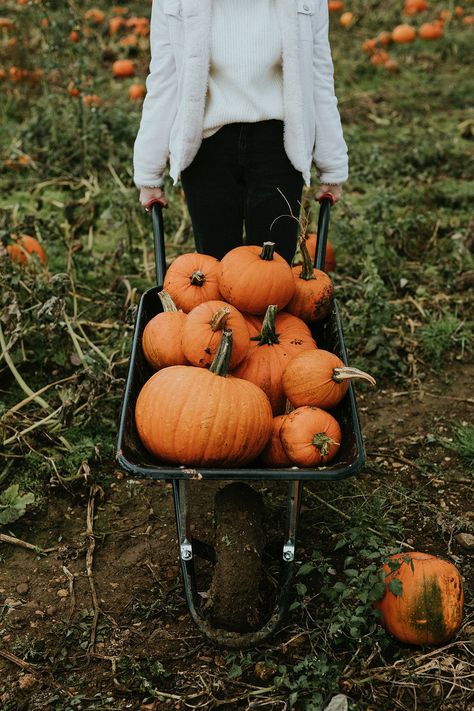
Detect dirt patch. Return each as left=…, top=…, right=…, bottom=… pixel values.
left=0, top=364, right=473, bottom=709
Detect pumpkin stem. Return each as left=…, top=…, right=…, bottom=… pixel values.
left=312, top=433, right=339, bottom=456
left=209, top=329, right=233, bottom=377
left=190, top=270, right=206, bottom=286
left=298, top=237, right=316, bottom=281
left=250, top=304, right=280, bottom=346
left=260, top=242, right=276, bottom=261
left=333, top=367, right=376, bottom=387
left=210, top=307, right=230, bottom=332
left=158, top=289, right=179, bottom=313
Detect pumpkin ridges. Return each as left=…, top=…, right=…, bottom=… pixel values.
left=163, top=253, right=221, bottom=313
left=141, top=290, right=187, bottom=370
left=286, top=240, right=335, bottom=323
left=280, top=406, right=341, bottom=467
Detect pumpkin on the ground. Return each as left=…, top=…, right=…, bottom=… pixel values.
left=135, top=330, right=273, bottom=466
left=181, top=299, right=250, bottom=369
left=232, top=305, right=317, bottom=415
left=6, top=234, right=47, bottom=265
left=280, top=406, right=341, bottom=467
left=218, top=242, right=295, bottom=315
left=141, top=290, right=187, bottom=370
left=163, top=252, right=221, bottom=313
left=282, top=349, right=376, bottom=409
left=374, top=552, right=464, bottom=646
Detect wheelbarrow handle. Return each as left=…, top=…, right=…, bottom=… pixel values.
left=314, top=194, right=333, bottom=272
left=150, top=201, right=167, bottom=287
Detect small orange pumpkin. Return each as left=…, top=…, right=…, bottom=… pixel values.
left=83, top=8, right=106, bottom=24
left=181, top=300, right=250, bottom=369
left=285, top=240, right=334, bottom=323
left=128, top=82, right=146, bottom=101
left=163, top=253, right=222, bottom=313
left=328, top=0, right=344, bottom=12
left=282, top=350, right=376, bottom=410
left=261, top=415, right=291, bottom=468
left=112, top=59, right=135, bottom=78
left=7, top=234, right=47, bottom=265
left=419, top=22, right=444, bottom=39
left=280, top=406, right=341, bottom=467
left=339, top=12, right=354, bottom=27
left=141, top=290, right=188, bottom=370
left=374, top=552, right=464, bottom=646
left=392, top=24, right=417, bottom=42
left=219, top=242, right=295, bottom=315
left=135, top=330, right=273, bottom=466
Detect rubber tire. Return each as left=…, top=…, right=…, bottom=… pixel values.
left=208, top=482, right=265, bottom=632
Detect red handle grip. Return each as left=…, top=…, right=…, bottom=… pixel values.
left=316, top=191, right=336, bottom=206
left=144, top=197, right=168, bottom=211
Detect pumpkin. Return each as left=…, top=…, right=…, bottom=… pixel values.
left=340, top=12, right=354, bottom=27
left=328, top=0, right=344, bottom=12
left=374, top=552, right=464, bottom=646
left=109, top=17, right=125, bottom=34
left=135, top=330, right=273, bottom=466
left=419, top=22, right=444, bottom=39
left=232, top=305, right=317, bottom=415
left=375, top=30, right=393, bottom=46
left=163, top=252, right=222, bottom=313
left=128, top=83, right=146, bottom=101
left=7, top=234, right=47, bottom=265
left=112, top=59, right=135, bottom=78
left=141, top=290, right=187, bottom=370
left=293, top=232, right=336, bottom=273
left=261, top=415, right=291, bottom=467
left=371, top=50, right=390, bottom=67
left=181, top=299, right=250, bottom=369
left=69, top=30, right=80, bottom=42
left=362, top=38, right=377, bottom=53
left=282, top=350, right=376, bottom=410
left=384, top=58, right=399, bottom=73
left=404, top=0, right=428, bottom=14
left=392, top=24, right=417, bottom=43
left=218, top=242, right=295, bottom=315
left=285, top=239, right=334, bottom=323
left=83, top=8, right=106, bottom=24
left=280, top=406, right=341, bottom=467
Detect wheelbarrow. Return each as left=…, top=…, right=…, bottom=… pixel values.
left=115, top=196, right=365, bottom=648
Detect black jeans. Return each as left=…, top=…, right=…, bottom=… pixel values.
left=180, top=120, right=305, bottom=264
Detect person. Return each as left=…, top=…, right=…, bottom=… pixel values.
left=133, top=0, right=348, bottom=264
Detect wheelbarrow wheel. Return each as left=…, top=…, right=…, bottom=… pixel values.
left=207, top=482, right=265, bottom=632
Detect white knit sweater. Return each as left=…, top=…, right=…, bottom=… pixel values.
left=202, top=0, right=284, bottom=139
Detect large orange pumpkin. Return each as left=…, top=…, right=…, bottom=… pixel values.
left=218, top=242, right=295, bottom=315
left=285, top=240, right=334, bottom=323
left=419, top=22, right=444, bottom=39
left=280, top=406, right=341, bottom=467
left=181, top=299, right=250, bottom=369
left=6, top=234, right=47, bottom=265
left=374, top=552, right=464, bottom=646
left=135, top=330, right=273, bottom=466
left=163, top=253, right=222, bottom=313
left=112, top=59, right=135, bottom=78
left=282, top=350, right=376, bottom=410
left=232, top=305, right=317, bottom=415
left=141, top=290, right=188, bottom=370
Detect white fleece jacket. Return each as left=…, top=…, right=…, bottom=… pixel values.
left=133, top=0, right=349, bottom=188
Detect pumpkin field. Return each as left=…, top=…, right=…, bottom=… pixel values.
left=0, top=0, right=473, bottom=709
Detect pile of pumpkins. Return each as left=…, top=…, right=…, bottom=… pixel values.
left=134, top=237, right=376, bottom=469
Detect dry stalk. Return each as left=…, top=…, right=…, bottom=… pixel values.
left=0, top=532, right=55, bottom=554
left=0, top=649, right=75, bottom=696
left=62, top=565, right=76, bottom=622
left=0, top=321, right=50, bottom=411
left=2, top=405, right=63, bottom=447
left=86, top=483, right=103, bottom=653
left=4, top=373, right=79, bottom=417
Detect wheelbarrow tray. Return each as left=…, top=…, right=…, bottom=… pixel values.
left=116, top=290, right=365, bottom=482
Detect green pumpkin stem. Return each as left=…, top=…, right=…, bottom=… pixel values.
left=299, top=237, right=316, bottom=281
left=333, top=366, right=376, bottom=387
left=250, top=304, right=280, bottom=346
left=209, top=329, right=233, bottom=377
left=210, top=307, right=231, bottom=332
left=158, top=289, right=179, bottom=313
left=260, top=242, right=276, bottom=261
left=190, top=270, right=205, bottom=286
left=312, top=433, right=339, bottom=457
